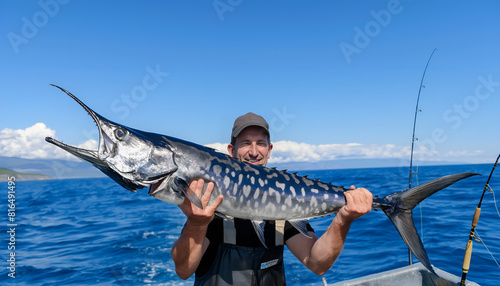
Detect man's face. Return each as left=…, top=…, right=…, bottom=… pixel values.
left=228, top=126, right=273, bottom=167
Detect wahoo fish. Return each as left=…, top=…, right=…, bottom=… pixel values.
left=45, top=85, right=478, bottom=275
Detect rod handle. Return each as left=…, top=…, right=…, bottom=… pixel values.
left=462, top=239, right=474, bottom=273
left=464, top=207, right=481, bottom=270
left=471, top=207, right=481, bottom=228
left=460, top=207, right=481, bottom=285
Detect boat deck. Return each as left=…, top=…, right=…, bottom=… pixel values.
left=328, top=263, right=480, bottom=286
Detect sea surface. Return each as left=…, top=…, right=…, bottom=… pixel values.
left=1, top=164, right=499, bottom=285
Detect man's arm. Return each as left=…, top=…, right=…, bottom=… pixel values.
left=286, top=186, right=372, bottom=276
left=171, top=179, right=223, bottom=280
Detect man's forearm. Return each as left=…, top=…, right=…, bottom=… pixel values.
left=306, top=213, right=352, bottom=276
left=171, top=221, right=209, bottom=280
left=305, top=187, right=372, bottom=275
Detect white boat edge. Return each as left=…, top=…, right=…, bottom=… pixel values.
left=326, top=262, right=480, bottom=286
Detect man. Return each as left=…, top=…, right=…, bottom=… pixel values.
left=171, top=112, right=373, bottom=285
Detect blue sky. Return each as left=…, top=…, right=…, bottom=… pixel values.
left=1, top=0, right=499, bottom=165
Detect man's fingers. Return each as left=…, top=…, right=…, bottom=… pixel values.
left=189, top=179, right=202, bottom=196
left=208, top=195, right=224, bottom=211
left=344, top=188, right=373, bottom=215
left=201, top=181, right=215, bottom=202
left=186, top=179, right=220, bottom=210
left=202, top=182, right=222, bottom=211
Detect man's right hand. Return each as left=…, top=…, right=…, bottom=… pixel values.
left=178, top=178, right=224, bottom=227
left=172, top=179, right=224, bottom=280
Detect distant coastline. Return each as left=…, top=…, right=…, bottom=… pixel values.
left=0, top=167, right=52, bottom=182
left=0, top=156, right=105, bottom=181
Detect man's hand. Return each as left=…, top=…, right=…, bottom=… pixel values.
left=172, top=179, right=223, bottom=280
left=178, top=178, right=224, bottom=227
left=337, top=185, right=372, bottom=225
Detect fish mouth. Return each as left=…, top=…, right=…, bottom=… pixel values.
left=45, top=84, right=145, bottom=191
left=149, top=178, right=164, bottom=195
left=46, top=84, right=117, bottom=160
left=46, top=84, right=179, bottom=193
left=45, top=136, right=101, bottom=166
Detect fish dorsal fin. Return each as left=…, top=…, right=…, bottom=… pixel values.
left=289, top=219, right=312, bottom=238
left=175, top=178, right=203, bottom=210
left=204, top=146, right=217, bottom=152
left=251, top=220, right=267, bottom=248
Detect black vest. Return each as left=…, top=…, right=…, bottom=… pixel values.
left=194, top=219, right=287, bottom=286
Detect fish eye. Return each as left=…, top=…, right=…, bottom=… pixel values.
left=114, top=128, right=126, bottom=140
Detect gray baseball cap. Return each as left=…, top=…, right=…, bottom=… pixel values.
left=231, top=112, right=270, bottom=142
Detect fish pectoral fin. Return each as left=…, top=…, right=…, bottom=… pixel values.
left=251, top=220, right=267, bottom=248
left=175, top=178, right=204, bottom=210
left=214, top=211, right=230, bottom=219
left=289, top=219, right=312, bottom=239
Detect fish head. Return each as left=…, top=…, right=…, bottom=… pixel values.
left=46, top=85, right=178, bottom=192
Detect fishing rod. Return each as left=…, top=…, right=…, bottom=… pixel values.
left=460, top=153, right=500, bottom=286
left=407, top=48, right=437, bottom=265
left=409, top=48, right=437, bottom=189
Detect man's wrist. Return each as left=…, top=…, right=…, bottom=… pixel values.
left=333, top=210, right=354, bottom=229
left=185, top=219, right=210, bottom=231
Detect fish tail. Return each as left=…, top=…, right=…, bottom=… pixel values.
left=376, top=172, right=479, bottom=275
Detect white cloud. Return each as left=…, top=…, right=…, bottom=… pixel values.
left=204, top=143, right=230, bottom=155
left=2, top=124, right=480, bottom=164
left=269, top=141, right=407, bottom=163
left=0, top=123, right=97, bottom=160
left=205, top=140, right=412, bottom=163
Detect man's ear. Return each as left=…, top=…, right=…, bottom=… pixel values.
left=267, top=143, right=273, bottom=158
left=227, top=144, right=235, bottom=157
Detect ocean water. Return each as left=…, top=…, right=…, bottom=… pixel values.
left=1, top=164, right=499, bottom=285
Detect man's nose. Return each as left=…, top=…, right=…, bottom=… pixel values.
left=249, top=144, right=258, bottom=156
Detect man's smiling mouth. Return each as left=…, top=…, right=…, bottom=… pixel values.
left=245, top=158, right=263, bottom=165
